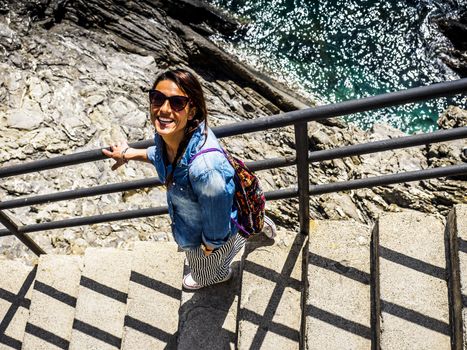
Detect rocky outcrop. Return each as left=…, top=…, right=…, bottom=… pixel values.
left=435, top=10, right=467, bottom=77
left=0, top=0, right=466, bottom=263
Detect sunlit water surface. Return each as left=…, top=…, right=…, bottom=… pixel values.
left=207, top=0, right=466, bottom=133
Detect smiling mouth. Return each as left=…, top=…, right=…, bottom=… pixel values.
left=157, top=117, right=175, bottom=126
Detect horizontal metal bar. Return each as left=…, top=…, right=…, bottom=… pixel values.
left=0, top=140, right=154, bottom=179
left=309, top=163, right=467, bottom=195
left=0, top=187, right=298, bottom=237
left=0, top=206, right=169, bottom=237
left=264, top=187, right=299, bottom=201
left=246, top=155, right=296, bottom=172
left=2, top=126, right=465, bottom=211
left=249, top=163, right=467, bottom=200
left=1, top=79, right=466, bottom=178
left=251, top=126, right=467, bottom=171
left=0, top=162, right=465, bottom=238
left=0, top=178, right=163, bottom=210
left=308, top=126, right=467, bottom=163
left=214, top=78, right=467, bottom=138
left=0, top=161, right=292, bottom=211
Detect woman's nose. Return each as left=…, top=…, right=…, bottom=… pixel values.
left=159, top=99, right=172, bottom=113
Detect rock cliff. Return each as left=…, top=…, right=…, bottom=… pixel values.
left=436, top=9, right=467, bottom=77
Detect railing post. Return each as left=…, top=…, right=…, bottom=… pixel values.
left=294, top=122, right=310, bottom=235
left=0, top=211, right=45, bottom=256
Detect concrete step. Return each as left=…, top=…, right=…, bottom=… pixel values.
left=237, top=230, right=306, bottom=350
left=22, top=255, right=82, bottom=350
left=0, top=260, right=36, bottom=350
left=446, top=204, right=467, bottom=349
left=374, top=210, right=451, bottom=349
left=122, top=241, right=184, bottom=350
left=178, top=242, right=245, bottom=350
left=3, top=205, right=464, bottom=349
left=69, top=248, right=132, bottom=350
left=305, top=220, right=372, bottom=349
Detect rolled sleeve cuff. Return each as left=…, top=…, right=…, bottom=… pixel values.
left=202, top=232, right=231, bottom=249
left=146, top=145, right=157, bottom=165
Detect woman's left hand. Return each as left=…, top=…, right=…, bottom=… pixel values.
left=102, top=140, right=129, bottom=171
left=202, top=244, right=214, bottom=256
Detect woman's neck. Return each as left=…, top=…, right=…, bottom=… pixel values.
left=162, top=134, right=183, bottom=164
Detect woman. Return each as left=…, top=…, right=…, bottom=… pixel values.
left=103, top=68, right=275, bottom=290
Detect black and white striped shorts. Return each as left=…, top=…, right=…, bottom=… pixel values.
left=185, top=234, right=246, bottom=287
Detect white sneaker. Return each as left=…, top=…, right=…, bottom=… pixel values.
left=183, top=267, right=233, bottom=290
left=263, top=215, right=277, bottom=239
left=182, top=273, right=202, bottom=290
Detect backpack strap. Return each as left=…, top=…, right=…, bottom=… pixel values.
left=188, top=147, right=224, bottom=165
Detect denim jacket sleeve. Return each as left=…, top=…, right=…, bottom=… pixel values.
left=189, top=153, right=236, bottom=249
left=146, top=136, right=166, bottom=182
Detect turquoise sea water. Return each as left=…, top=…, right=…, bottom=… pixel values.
left=207, top=0, right=466, bottom=133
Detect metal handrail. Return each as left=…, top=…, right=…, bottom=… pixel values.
left=215, top=78, right=467, bottom=137
left=2, top=163, right=466, bottom=238
left=1, top=78, right=466, bottom=255
left=1, top=126, right=465, bottom=211
left=1, top=78, right=466, bottom=179
left=0, top=206, right=169, bottom=237
left=0, top=178, right=164, bottom=210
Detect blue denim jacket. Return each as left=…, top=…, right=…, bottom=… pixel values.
left=146, top=124, right=238, bottom=250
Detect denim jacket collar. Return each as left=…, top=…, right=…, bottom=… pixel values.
left=153, top=121, right=206, bottom=168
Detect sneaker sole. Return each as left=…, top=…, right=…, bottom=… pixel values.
left=264, top=215, right=277, bottom=239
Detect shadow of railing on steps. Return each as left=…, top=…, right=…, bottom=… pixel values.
left=307, top=246, right=452, bottom=339
left=240, top=233, right=306, bottom=347
left=23, top=273, right=181, bottom=348
left=0, top=78, right=466, bottom=256
left=0, top=266, right=36, bottom=349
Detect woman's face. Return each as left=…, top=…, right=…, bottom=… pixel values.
left=150, top=79, right=195, bottom=143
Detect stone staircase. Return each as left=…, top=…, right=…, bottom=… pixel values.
left=0, top=204, right=466, bottom=349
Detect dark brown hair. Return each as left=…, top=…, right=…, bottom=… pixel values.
left=152, top=69, right=208, bottom=187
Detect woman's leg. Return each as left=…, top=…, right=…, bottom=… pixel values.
left=185, top=234, right=246, bottom=287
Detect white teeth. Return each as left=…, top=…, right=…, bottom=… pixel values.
left=158, top=117, right=174, bottom=123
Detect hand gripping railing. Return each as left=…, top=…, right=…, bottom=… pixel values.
left=1, top=78, right=466, bottom=255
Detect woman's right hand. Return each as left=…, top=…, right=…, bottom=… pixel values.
left=102, top=140, right=129, bottom=171
left=201, top=244, right=215, bottom=256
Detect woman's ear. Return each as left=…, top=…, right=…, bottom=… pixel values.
left=188, top=106, right=197, bottom=120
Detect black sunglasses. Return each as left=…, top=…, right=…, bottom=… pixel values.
left=148, top=89, right=190, bottom=112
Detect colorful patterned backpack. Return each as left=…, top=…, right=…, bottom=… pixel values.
left=188, top=147, right=265, bottom=239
